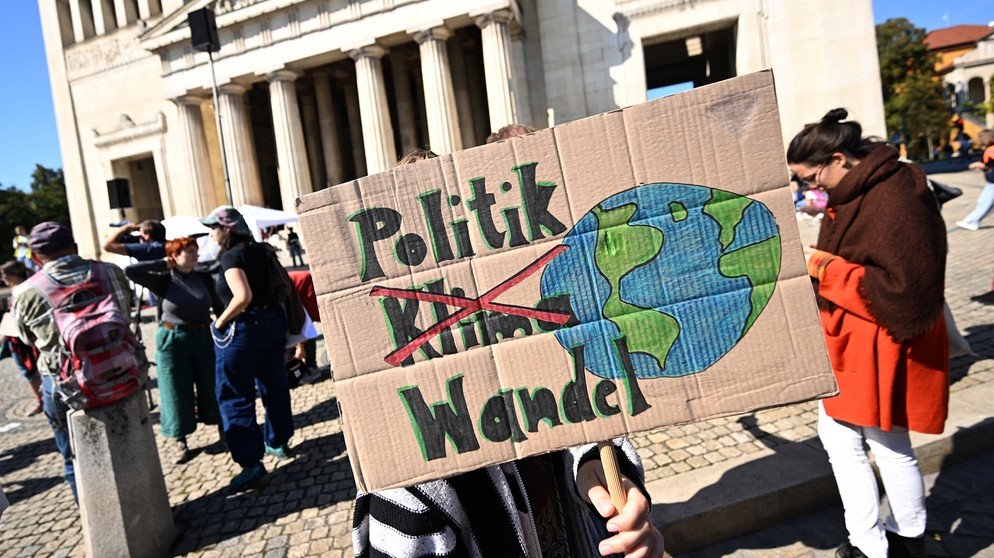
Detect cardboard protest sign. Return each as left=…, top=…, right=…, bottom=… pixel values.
left=297, top=71, right=837, bottom=493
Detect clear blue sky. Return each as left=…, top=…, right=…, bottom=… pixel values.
left=0, top=1, right=990, bottom=190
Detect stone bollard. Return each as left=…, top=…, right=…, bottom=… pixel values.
left=69, top=392, right=176, bottom=558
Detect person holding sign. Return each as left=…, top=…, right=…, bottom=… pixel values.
left=351, top=148, right=664, bottom=558
left=789, top=109, right=948, bottom=558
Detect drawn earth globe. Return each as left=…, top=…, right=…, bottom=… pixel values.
left=540, top=183, right=781, bottom=379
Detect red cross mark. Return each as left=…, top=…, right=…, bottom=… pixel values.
left=370, top=244, right=572, bottom=366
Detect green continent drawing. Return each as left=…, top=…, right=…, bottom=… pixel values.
left=592, top=204, right=679, bottom=370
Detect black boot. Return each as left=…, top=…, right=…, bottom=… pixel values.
left=886, top=531, right=927, bottom=558
left=836, top=541, right=869, bottom=558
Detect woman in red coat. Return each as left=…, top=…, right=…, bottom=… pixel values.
left=788, top=109, right=948, bottom=558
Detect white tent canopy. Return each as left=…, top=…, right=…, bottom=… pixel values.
left=159, top=205, right=297, bottom=260
left=161, top=215, right=210, bottom=239
left=160, top=215, right=218, bottom=262
left=238, top=204, right=298, bottom=241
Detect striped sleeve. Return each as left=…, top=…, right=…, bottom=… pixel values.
left=353, top=486, right=463, bottom=558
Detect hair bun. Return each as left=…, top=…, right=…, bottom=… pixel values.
left=822, top=108, right=848, bottom=125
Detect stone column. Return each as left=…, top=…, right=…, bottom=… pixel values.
left=91, top=0, right=115, bottom=35
left=266, top=69, right=313, bottom=212
left=343, top=82, right=367, bottom=177
left=475, top=9, right=518, bottom=131
left=217, top=84, right=264, bottom=207
left=510, top=27, right=533, bottom=128
left=986, top=79, right=994, bottom=129
left=389, top=50, right=419, bottom=155
left=414, top=26, right=462, bottom=155
left=113, top=0, right=137, bottom=28
left=69, top=0, right=94, bottom=42
left=312, top=72, right=346, bottom=186
left=300, top=93, right=327, bottom=191
left=172, top=94, right=216, bottom=216
left=350, top=44, right=397, bottom=175
left=137, top=0, right=152, bottom=19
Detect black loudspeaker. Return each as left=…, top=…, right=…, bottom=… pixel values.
left=107, top=178, right=132, bottom=209
left=188, top=8, right=220, bottom=53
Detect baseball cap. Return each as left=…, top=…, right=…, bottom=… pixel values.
left=200, top=205, right=251, bottom=236
left=28, top=222, right=75, bottom=255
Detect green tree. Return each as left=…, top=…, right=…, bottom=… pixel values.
left=28, top=165, right=70, bottom=225
left=0, top=165, right=70, bottom=263
left=0, top=186, right=35, bottom=264
left=876, top=18, right=950, bottom=159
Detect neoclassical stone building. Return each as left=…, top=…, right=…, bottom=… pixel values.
left=39, top=0, right=885, bottom=258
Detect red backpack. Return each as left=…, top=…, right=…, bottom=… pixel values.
left=29, top=262, right=148, bottom=410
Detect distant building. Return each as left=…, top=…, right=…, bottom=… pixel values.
left=39, top=0, right=886, bottom=258
left=926, top=24, right=994, bottom=139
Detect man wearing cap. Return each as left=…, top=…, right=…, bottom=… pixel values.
left=102, top=220, right=167, bottom=261
left=12, top=222, right=132, bottom=502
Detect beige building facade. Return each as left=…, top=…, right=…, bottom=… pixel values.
left=39, top=0, right=886, bottom=259
left=945, top=35, right=994, bottom=130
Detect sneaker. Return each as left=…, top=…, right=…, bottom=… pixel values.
left=956, top=220, right=979, bottom=231
left=836, top=541, right=869, bottom=558
left=230, top=462, right=268, bottom=491
left=171, top=438, right=192, bottom=464
left=265, top=444, right=293, bottom=460
left=25, top=399, right=43, bottom=417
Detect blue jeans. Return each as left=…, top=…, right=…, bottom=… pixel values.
left=962, top=181, right=994, bottom=227
left=289, top=243, right=304, bottom=267
left=41, top=375, right=78, bottom=503
left=213, top=305, right=293, bottom=468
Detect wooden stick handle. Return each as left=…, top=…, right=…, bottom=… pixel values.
left=598, top=441, right=627, bottom=513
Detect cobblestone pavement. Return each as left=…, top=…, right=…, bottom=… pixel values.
left=1, top=169, right=992, bottom=557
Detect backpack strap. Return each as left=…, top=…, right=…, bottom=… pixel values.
left=27, top=262, right=108, bottom=310
left=28, top=269, right=74, bottom=309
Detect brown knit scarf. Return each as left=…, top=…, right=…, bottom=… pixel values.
left=814, top=145, right=947, bottom=342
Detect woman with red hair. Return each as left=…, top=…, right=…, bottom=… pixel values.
left=127, top=237, right=223, bottom=464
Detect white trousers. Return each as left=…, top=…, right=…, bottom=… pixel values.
left=817, top=404, right=927, bottom=558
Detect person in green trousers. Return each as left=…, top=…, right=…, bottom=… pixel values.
left=127, top=237, right=223, bottom=463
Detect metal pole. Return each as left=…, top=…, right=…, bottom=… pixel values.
left=208, top=50, right=234, bottom=206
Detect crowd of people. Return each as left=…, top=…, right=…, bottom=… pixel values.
left=1, top=112, right=984, bottom=558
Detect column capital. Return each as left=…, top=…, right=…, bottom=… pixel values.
left=411, top=25, right=452, bottom=45
left=218, top=83, right=248, bottom=96
left=266, top=68, right=303, bottom=83
left=474, top=8, right=514, bottom=29
left=172, top=94, right=207, bottom=107
left=349, top=44, right=388, bottom=61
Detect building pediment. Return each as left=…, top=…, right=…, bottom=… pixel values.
left=141, top=0, right=311, bottom=52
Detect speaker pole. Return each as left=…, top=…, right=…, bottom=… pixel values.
left=208, top=49, right=234, bottom=207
